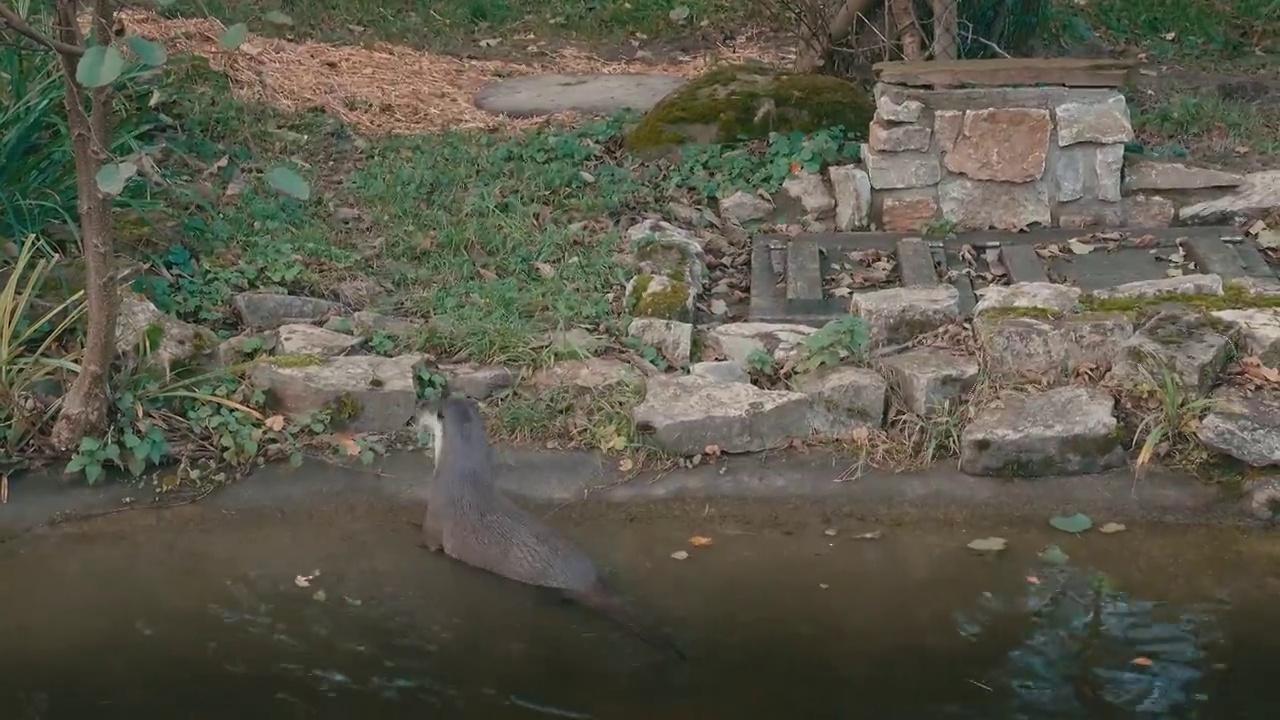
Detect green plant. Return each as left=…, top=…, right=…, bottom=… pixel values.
left=623, top=336, right=670, bottom=372
left=1130, top=362, right=1216, bottom=479
left=745, top=348, right=776, bottom=377
left=796, top=316, right=871, bottom=373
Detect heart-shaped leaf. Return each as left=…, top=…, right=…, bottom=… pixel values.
left=76, top=44, right=125, bottom=88
left=1099, top=521, right=1127, bottom=534
left=95, top=161, right=138, bottom=196
left=1049, top=513, right=1093, bottom=534
left=124, top=35, right=168, bottom=66
left=967, top=537, right=1007, bottom=552
left=264, top=11, right=294, bottom=26
left=1038, top=544, right=1070, bottom=565
left=219, top=23, right=249, bottom=50
left=264, top=166, right=311, bottom=201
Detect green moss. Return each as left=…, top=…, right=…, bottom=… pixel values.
left=634, top=239, right=692, bottom=283
left=267, top=354, right=327, bottom=368
left=625, top=63, right=876, bottom=152
left=331, top=392, right=362, bottom=421
left=142, top=322, right=166, bottom=351
left=1081, top=284, right=1280, bottom=313
left=629, top=274, right=692, bottom=321
left=979, top=306, right=1063, bottom=322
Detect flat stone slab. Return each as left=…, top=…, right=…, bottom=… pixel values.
left=959, top=385, right=1126, bottom=477
left=1197, top=386, right=1280, bottom=467
left=474, top=73, right=687, bottom=118
left=633, top=375, right=810, bottom=455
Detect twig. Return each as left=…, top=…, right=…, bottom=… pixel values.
left=0, top=3, right=85, bottom=55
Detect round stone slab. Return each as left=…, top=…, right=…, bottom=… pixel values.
left=474, top=73, right=686, bottom=118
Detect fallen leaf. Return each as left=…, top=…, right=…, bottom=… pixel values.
left=1131, top=656, right=1153, bottom=666
left=294, top=575, right=313, bottom=588
left=1038, top=544, right=1070, bottom=565
left=1099, top=522, right=1127, bottom=534
left=331, top=433, right=361, bottom=457
left=853, top=530, right=883, bottom=540
left=533, top=261, right=556, bottom=279
left=689, top=536, right=713, bottom=547
left=984, top=247, right=1007, bottom=277
left=1246, top=219, right=1268, bottom=237
left=1132, top=234, right=1159, bottom=249
left=1026, top=575, right=1041, bottom=585
left=967, top=537, right=1008, bottom=552
left=477, top=267, right=499, bottom=282
left=264, top=414, right=286, bottom=432
left=617, top=456, right=635, bottom=473
left=1166, top=267, right=1184, bottom=277
left=477, top=37, right=501, bottom=47
left=668, top=5, right=690, bottom=21
left=704, top=444, right=722, bottom=457
left=312, top=589, right=327, bottom=602
left=823, top=528, right=838, bottom=536
left=709, top=298, right=729, bottom=315
left=1067, top=239, right=1094, bottom=255
left=818, top=583, right=829, bottom=589
left=1049, top=513, right=1093, bottom=534
left=1256, top=229, right=1280, bottom=250
left=670, top=550, right=690, bottom=560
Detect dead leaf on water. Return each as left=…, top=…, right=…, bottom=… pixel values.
left=853, top=531, right=883, bottom=540
left=294, top=574, right=313, bottom=588
left=967, top=537, right=1008, bottom=552
left=689, top=536, right=713, bottom=547
left=1067, top=238, right=1094, bottom=254
left=1131, top=657, right=1153, bottom=666
left=670, top=550, right=690, bottom=560
left=264, top=414, right=286, bottom=432
left=1099, top=522, right=1128, bottom=534
left=1166, top=268, right=1184, bottom=277
left=312, top=589, right=327, bottom=602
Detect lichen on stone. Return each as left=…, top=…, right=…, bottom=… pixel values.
left=266, top=353, right=327, bottom=368
left=624, top=63, right=876, bottom=153
left=627, top=273, right=693, bottom=321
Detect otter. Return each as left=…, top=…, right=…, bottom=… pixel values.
left=410, top=392, right=686, bottom=660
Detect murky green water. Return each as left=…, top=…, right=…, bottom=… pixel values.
left=1, top=504, right=1277, bottom=719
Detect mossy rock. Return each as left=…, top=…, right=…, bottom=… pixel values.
left=626, top=274, right=693, bottom=322
left=624, top=64, right=875, bottom=153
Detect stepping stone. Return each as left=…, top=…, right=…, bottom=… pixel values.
left=959, top=385, right=1126, bottom=477
left=474, top=73, right=686, bottom=118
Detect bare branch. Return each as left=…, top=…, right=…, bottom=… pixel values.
left=0, top=3, right=84, bottom=55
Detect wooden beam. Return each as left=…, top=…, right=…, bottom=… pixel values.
left=873, top=58, right=1138, bottom=89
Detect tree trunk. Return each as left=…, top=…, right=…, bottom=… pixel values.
left=49, top=0, right=117, bottom=453
left=794, top=0, right=877, bottom=73
left=889, top=0, right=923, bottom=60
left=930, top=0, right=958, bottom=60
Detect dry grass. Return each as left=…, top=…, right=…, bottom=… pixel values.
left=118, top=8, right=793, bottom=136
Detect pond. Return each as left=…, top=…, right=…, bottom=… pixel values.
left=1, top=497, right=1277, bottom=719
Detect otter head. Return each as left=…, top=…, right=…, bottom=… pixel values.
left=409, top=390, right=487, bottom=467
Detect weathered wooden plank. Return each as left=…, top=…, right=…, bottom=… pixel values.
left=786, top=241, right=824, bottom=301
left=1180, top=236, right=1246, bottom=280
left=896, top=237, right=939, bottom=286
left=1232, top=241, right=1275, bottom=279
left=999, top=244, right=1049, bottom=284
left=873, top=58, right=1138, bottom=88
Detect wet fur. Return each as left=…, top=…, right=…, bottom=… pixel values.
left=414, top=395, right=686, bottom=660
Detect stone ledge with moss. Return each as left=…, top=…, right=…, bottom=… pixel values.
left=624, top=63, right=876, bottom=155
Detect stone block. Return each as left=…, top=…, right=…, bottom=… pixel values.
left=877, top=348, right=980, bottom=417
left=944, top=108, right=1051, bottom=183
left=938, top=176, right=1051, bottom=231
left=793, top=365, right=888, bottom=435
left=850, top=285, right=961, bottom=346
left=1055, top=94, right=1134, bottom=147
left=863, top=143, right=942, bottom=190
left=633, top=375, right=811, bottom=455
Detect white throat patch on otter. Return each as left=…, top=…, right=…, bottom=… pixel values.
left=415, top=407, right=445, bottom=467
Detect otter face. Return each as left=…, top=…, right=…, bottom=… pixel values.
left=410, top=396, right=446, bottom=466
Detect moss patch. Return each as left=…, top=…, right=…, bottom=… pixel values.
left=625, top=64, right=876, bottom=153
left=330, top=392, right=363, bottom=421
left=628, top=274, right=693, bottom=321
left=978, top=306, right=1064, bottom=322
left=1081, top=285, right=1280, bottom=313
left=266, top=354, right=327, bottom=368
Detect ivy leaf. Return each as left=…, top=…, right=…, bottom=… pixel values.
left=95, top=161, right=138, bottom=196
left=76, top=44, right=125, bottom=88
left=264, top=11, right=294, bottom=25
left=1049, top=513, right=1093, bottom=534
left=264, top=166, right=311, bottom=201
left=124, top=35, right=168, bottom=66
left=966, top=537, right=1007, bottom=552
left=84, top=463, right=104, bottom=485
left=219, top=23, right=249, bottom=50
left=1038, top=544, right=1070, bottom=565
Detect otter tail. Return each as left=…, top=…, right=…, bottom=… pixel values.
left=565, top=583, right=688, bottom=661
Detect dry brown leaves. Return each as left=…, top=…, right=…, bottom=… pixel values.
left=118, top=9, right=790, bottom=136
left=824, top=248, right=898, bottom=297
left=1225, top=355, right=1280, bottom=389
left=944, top=244, right=1008, bottom=287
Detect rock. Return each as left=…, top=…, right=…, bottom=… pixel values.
left=628, top=317, right=693, bottom=367
left=719, top=190, right=774, bottom=224
left=1105, top=310, right=1230, bottom=396
left=1123, top=156, right=1245, bottom=192
left=1090, top=273, right=1223, bottom=301
left=625, top=219, right=708, bottom=295
left=862, top=144, right=942, bottom=190
left=275, top=324, right=364, bottom=357
left=632, top=375, right=811, bottom=455
left=1178, top=171, right=1280, bottom=225
left=1197, top=386, right=1280, bottom=467
left=850, top=285, right=961, bottom=346
left=474, top=73, right=687, bottom=118
left=115, top=291, right=218, bottom=367
left=1212, top=308, right=1280, bottom=366
left=933, top=110, right=962, bottom=155
left=1247, top=476, right=1280, bottom=521
left=938, top=176, right=1051, bottom=231
left=877, top=348, right=980, bottom=416
left=876, top=95, right=924, bottom=123
left=1053, top=145, right=1087, bottom=202
left=881, top=190, right=940, bottom=232
left=217, top=332, right=276, bottom=365
left=234, top=292, right=341, bottom=330
left=250, top=354, right=427, bottom=433
left=1056, top=200, right=1125, bottom=229
left=1095, top=144, right=1124, bottom=202
left=326, top=311, right=424, bottom=337
left=781, top=169, right=836, bottom=219
left=828, top=165, right=872, bottom=231
left=973, top=282, right=1082, bottom=317
left=626, top=274, right=694, bottom=321
left=943, top=108, right=1051, bottom=183
left=705, top=322, right=817, bottom=366
left=531, top=358, right=640, bottom=392
left=438, top=363, right=516, bottom=399
left=690, top=360, right=750, bottom=384
left=977, top=312, right=1133, bottom=381
left=792, top=365, right=888, bottom=435
left=869, top=120, right=932, bottom=153
left=1054, top=95, right=1134, bottom=147
left=960, top=386, right=1126, bottom=477
left=1125, top=195, right=1177, bottom=227
left=1228, top=277, right=1280, bottom=297
left=625, top=65, right=875, bottom=152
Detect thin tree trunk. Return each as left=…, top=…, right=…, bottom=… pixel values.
left=49, top=0, right=117, bottom=453
left=930, top=0, right=958, bottom=60
left=794, top=0, right=877, bottom=73
left=889, top=0, right=923, bottom=60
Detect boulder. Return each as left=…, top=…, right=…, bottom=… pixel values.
left=234, top=292, right=341, bottom=330
left=1089, top=274, right=1223, bottom=301
left=625, top=219, right=708, bottom=296
left=977, top=313, right=1133, bottom=382
left=624, top=64, right=875, bottom=153
left=1197, top=386, right=1280, bottom=467
left=705, top=322, right=817, bottom=366
left=1105, top=309, right=1230, bottom=397
left=690, top=360, right=750, bottom=384
left=1211, top=308, right=1280, bottom=366
left=628, top=317, right=694, bottom=367
left=718, top=191, right=774, bottom=225
left=633, top=374, right=811, bottom=455
left=115, top=291, right=217, bottom=368
left=438, top=363, right=517, bottom=400
left=250, top=354, right=428, bottom=433
left=531, top=358, right=640, bottom=393
left=960, top=386, right=1126, bottom=477
left=877, top=348, right=980, bottom=417
left=972, top=282, right=1082, bottom=317
left=849, top=285, right=961, bottom=346
left=792, top=365, right=888, bottom=435
left=275, top=323, right=364, bottom=357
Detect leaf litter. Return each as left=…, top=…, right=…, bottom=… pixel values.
left=823, top=248, right=899, bottom=297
